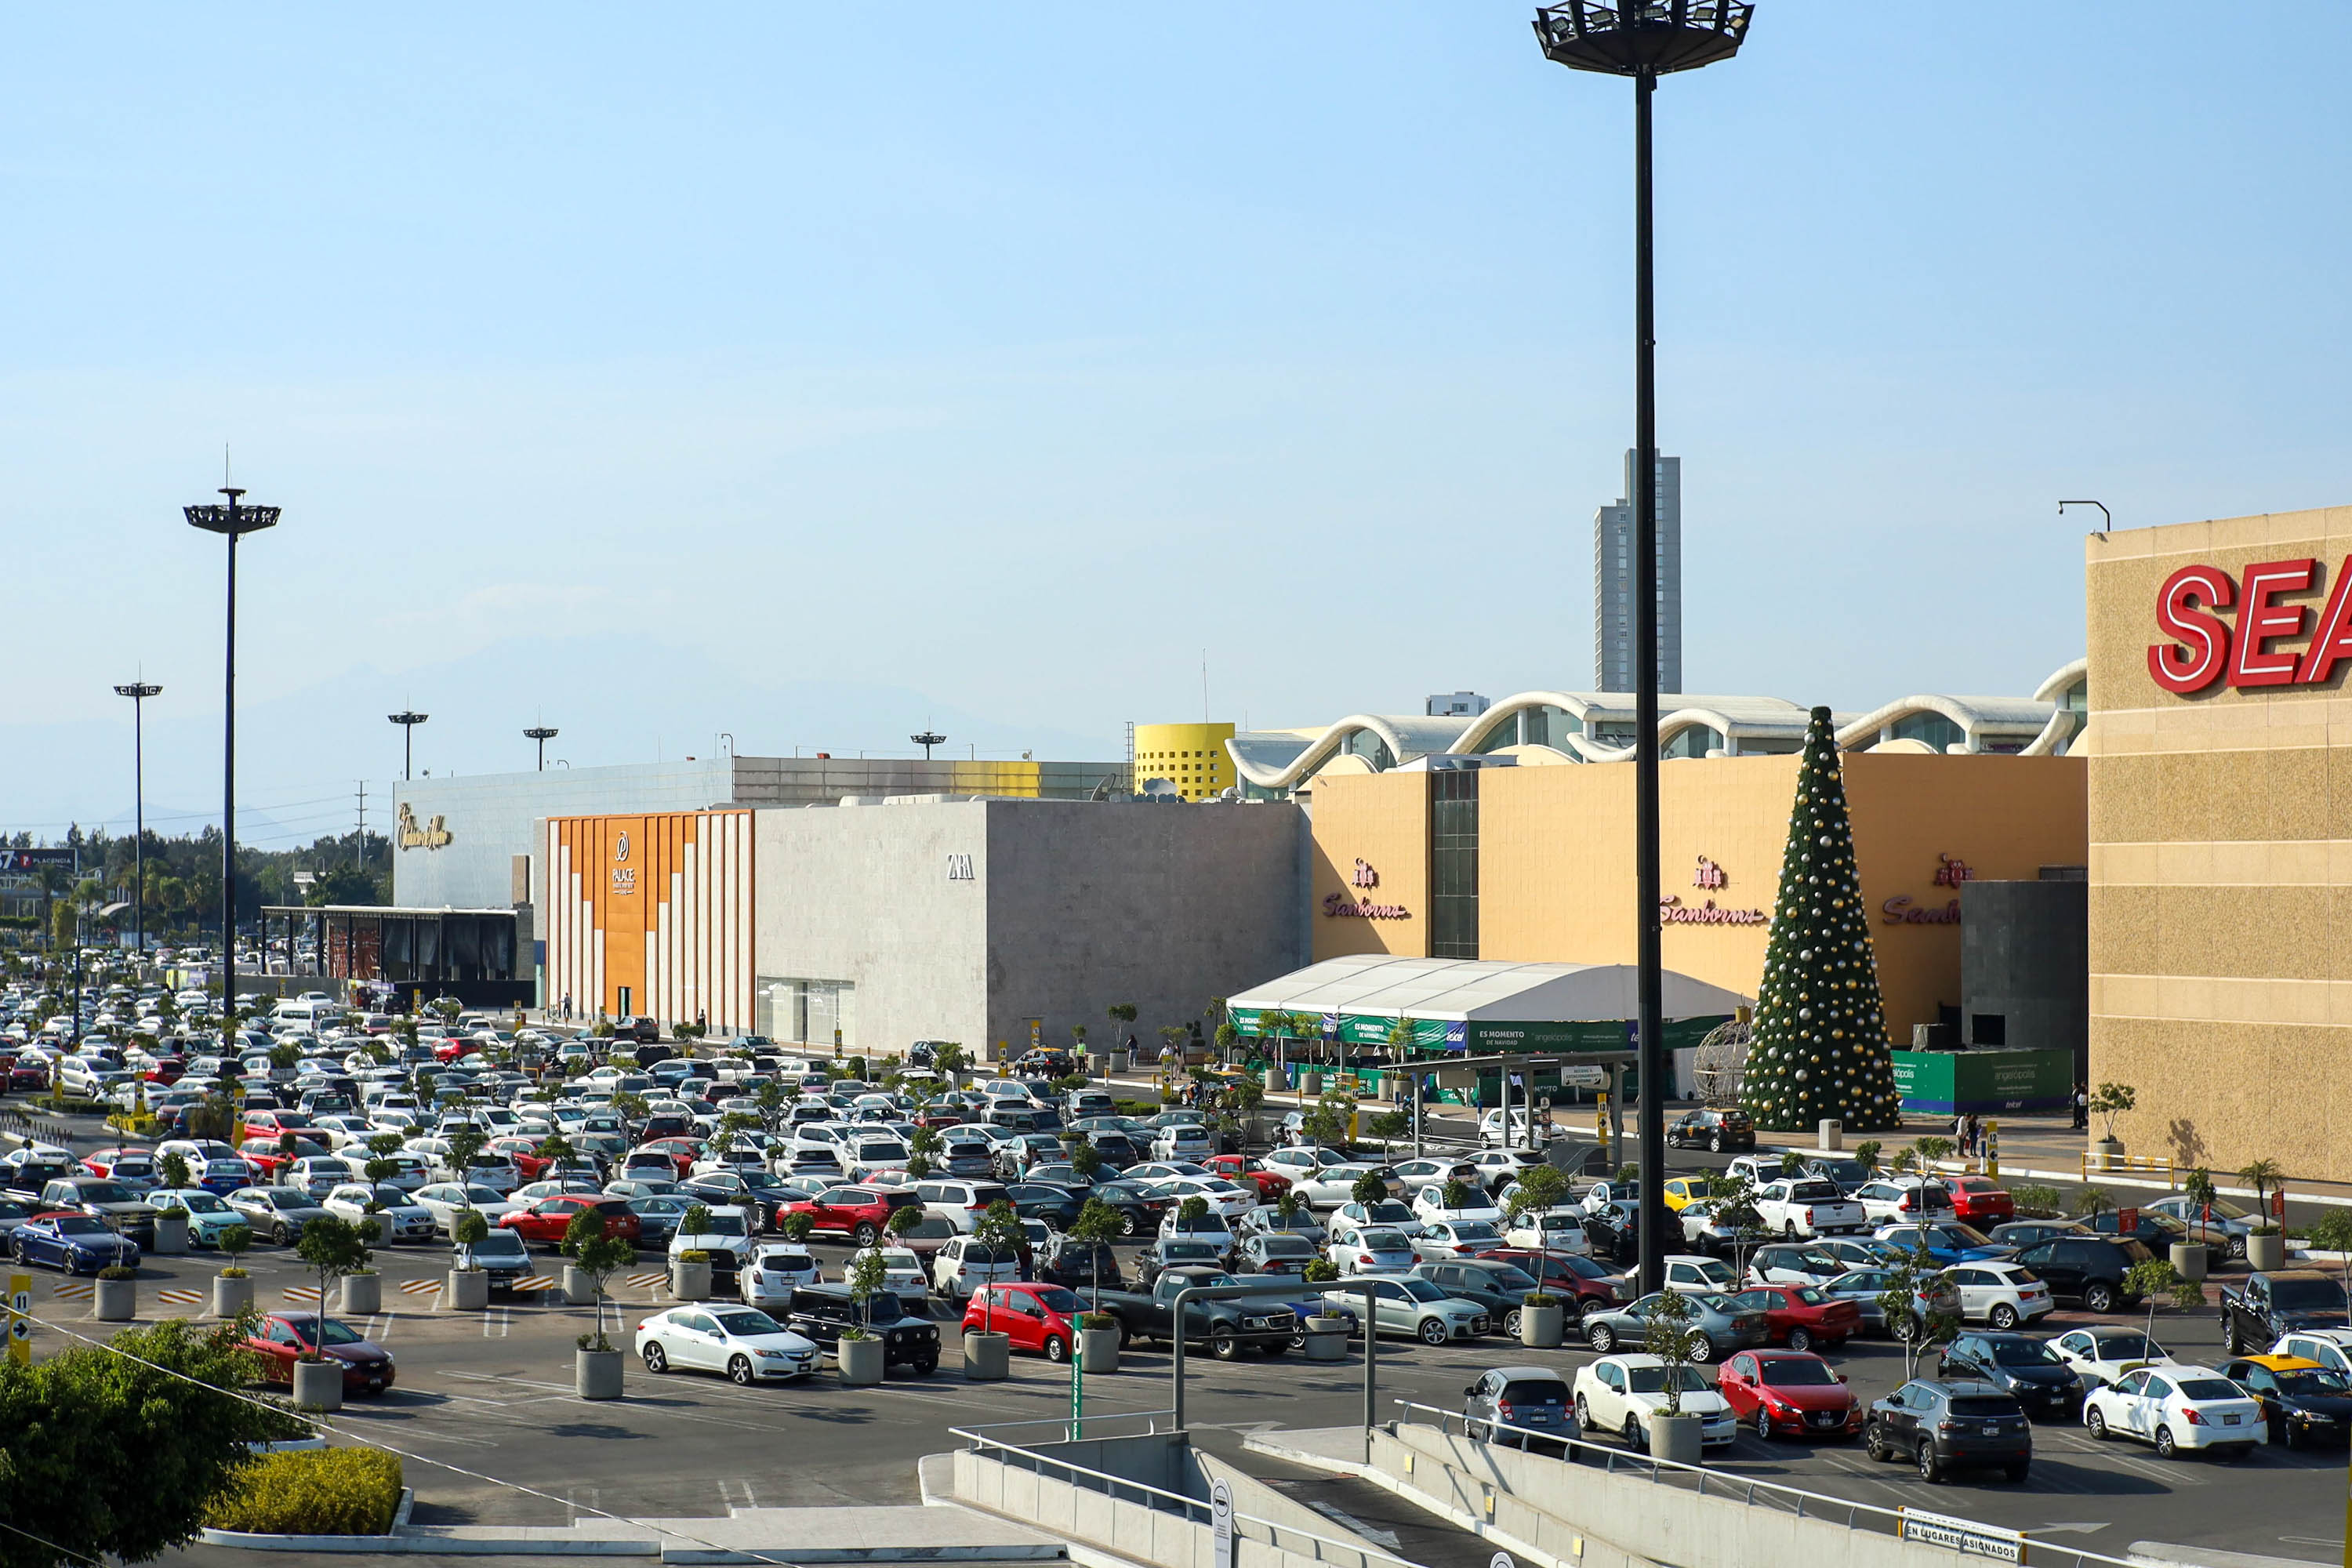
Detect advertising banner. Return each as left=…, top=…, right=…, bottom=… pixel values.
left=1893, top=1048, right=2071, bottom=1114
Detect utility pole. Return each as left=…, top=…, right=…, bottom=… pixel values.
left=355, top=782, right=368, bottom=869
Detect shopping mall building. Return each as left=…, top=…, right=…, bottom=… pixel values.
left=2089, top=503, right=2352, bottom=1180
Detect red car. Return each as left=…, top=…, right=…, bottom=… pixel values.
left=780, top=1185, right=923, bottom=1245
left=143, top=1055, right=187, bottom=1086
left=498, top=1194, right=641, bottom=1247
left=488, top=1137, right=553, bottom=1180
left=433, top=1036, right=481, bottom=1065
left=240, top=1110, right=319, bottom=1145
left=1715, top=1348, right=1861, bottom=1441
left=1942, top=1176, right=2014, bottom=1225
left=636, top=1138, right=704, bottom=1179
left=962, top=1280, right=1088, bottom=1361
left=1204, top=1155, right=1294, bottom=1202
left=1731, top=1283, right=1861, bottom=1353
left=242, top=1138, right=332, bottom=1178
left=242, top=1312, right=397, bottom=1397
left=1491, top=1247, right=1628, bottom=1317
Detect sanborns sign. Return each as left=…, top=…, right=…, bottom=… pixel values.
left=2150, top=557, right=2352, bottom=694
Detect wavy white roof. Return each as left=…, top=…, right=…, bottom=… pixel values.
left=1227, top=954, right=1752, bottom=1023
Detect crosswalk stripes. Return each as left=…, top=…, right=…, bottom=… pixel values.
left=399, top=1278, right=444, bottom=1296
left=284, top=1285, right=323, bottom=1304
left=53, top=1282, right=93, bottom=1301
left=157, top=1287, right=205, bottom=1307
left=514, top=1275, right=557, bottom=1293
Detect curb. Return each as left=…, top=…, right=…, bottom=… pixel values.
left=196, top=1487, right=426, bottom=1553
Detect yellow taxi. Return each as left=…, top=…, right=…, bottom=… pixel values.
left=1661, top=1176, right=1715, bottom=1212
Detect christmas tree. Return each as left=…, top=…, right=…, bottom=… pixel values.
left=1739, top=706, right=1902, bottom=1132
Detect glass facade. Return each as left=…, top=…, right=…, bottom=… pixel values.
left=1429, top=770, right=1480, bottom=960
left=757, top=976, right=858, bottom=1047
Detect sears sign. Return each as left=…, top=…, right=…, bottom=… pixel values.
left=2150, top=557, right=2352, bottom=695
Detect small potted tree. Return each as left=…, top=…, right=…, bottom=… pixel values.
left=2240, top=1157, right=2287, bottom=1271
left=838, top=1247, right=888, bottom=1385
left=449, top=1209, right=493, bottom=1310
left=1105, top=1004, right=1136, bottom=1073
left=670, top=1205, right=716, bottom=1301
left=213, top=1222, right=256, bottom=1319
left=1068, top=1199, right=1127, bottom=1372
left=963, top=1201, right=1025, bottom=1381
left=293, top=1214, right=376, bottom=1411
left=2173, top=1167, right=2218, bottom=1282
left=1299, top=1258, right=1349, bottom=1359
left=94, top=1263, right=138, bottom=1322
left=564, top=1206, right=634, bottom=1399
left=2088, top=1082, right=2136, bottom=1166
left=1505, top=1163, right=1570, bottom=1347
left=1642, top=1288, right=1705, bottom=1465
left=151, top=1194, right=191, bottom=1257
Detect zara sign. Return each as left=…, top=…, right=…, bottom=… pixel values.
left=2149, top=557, right=2352, bottom=695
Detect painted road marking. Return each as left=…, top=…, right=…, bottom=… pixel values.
left=157, top=1287, right=205, bottom=1306
left=400, top=1278, right=443, bottom=1296
left=514, top=1275, right=557, bottom=1292
left=284, top=1286, right=322, bottom=1304
left=53, top=1283, right=93, bottom=1301
left=626, top=1271, right=667, bottom=1290
left=484, top=1308, right=511, bottom=1338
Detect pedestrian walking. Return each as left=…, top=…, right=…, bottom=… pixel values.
left=2071, top=1080, right=2089, bottom=1131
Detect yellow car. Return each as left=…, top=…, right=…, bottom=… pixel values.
left=1661, top=1177, right=1713, bottom=1213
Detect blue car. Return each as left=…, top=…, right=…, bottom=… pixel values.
left=11, top=1212, right=142, bottom=1274
left=1873, top=1220, right=2011, bottom=1267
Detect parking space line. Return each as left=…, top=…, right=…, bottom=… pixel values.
left=483, top=1308, right=510, bottom=1338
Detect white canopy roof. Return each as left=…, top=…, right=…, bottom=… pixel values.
left=1228, top=954, right=1751, bottom=1024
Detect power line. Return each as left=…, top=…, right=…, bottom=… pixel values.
left=0, top=1515, right=106, bottom=1566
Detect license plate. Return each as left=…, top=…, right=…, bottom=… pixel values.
left=1981, top=1424, right=1999, bottom=1436
left=2223, top=1414, right=2240, bottom=1425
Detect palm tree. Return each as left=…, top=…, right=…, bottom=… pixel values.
left=2238, top=1157, right=2285, bottom=1234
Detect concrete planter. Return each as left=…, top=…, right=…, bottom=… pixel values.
left=1519, top=1301, right=1566, bottom=1349
left=1262, top=1069, right=1286, bottom=1094
left=2249, top=1231, right=2287, bottom=1272
left=1301, top=1071, right=1324, bottom=1097
left=94, top=1277, right=136, bottom=1322
left=448, top=1269, right=491, bottom=1310
left=292, top=1358, right=345, bottom=1411
left=2090, top=1138, right=2124, bottom=1170
left=575, top=1348, right=625, bottom=1400
left=339, top=1272, right=380, bottom=1316
left=2169, top=1243, right=2209, bottom=1283
left=1302, top=1316, right=1351, bottom=1362
left=837, top=1335, right=885, bottom=1385
left=1108, top=1050, right=1130, bottom=1074
left=964, top=1330, right=1011, bottom=1381
left=1090, top=1054, right=1109, bottom=1076
left=1079, top=1326, right=1121, bottom=1374
left=669, top=1259, right=713, bottom=1301
left=1650, top=1413, right=1703, bottom=1466
left=212, top=1274, right=255, bottom=1319
left=152, top=1213, right=190, bottom=1255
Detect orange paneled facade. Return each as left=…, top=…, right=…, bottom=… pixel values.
left=543, top=811, right=755, bottom=1030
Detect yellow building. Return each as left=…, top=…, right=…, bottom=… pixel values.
left=1134, top=721, right=1239, bottom=802
left=1308, top=753, right=2086, bottom=1050
left=2087, top=503, right=2352, bottom=1180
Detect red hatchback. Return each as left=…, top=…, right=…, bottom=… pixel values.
left=963, top=1281, right=1088, bottom=1362
left=781, top=1185, right=923, bottom=1245
left=499, top=1194, right=641, bottom=1247
left=1204, top=1155, right=1294, bottom=1203
left=1942, top=1176, right=2015, bottom=1225
left=1731, top=1284, right=1861, bottom=1353
left=1715, top=1349, right=1862, bottom=1441
left=488, top=1137, right=554, bottom=1180
left=1491, top=1247, right=1629, bottom=1317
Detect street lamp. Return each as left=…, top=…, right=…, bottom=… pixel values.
left=911, top=730, right=946, bottom=760
left=389, top=710, right=428, bottom=781
left=185, top=486, right=281, bottom=1056
left=524, top=726, right=559, bottom=771
left=1534, top=0, right=1752, bottom=1297
left=112, top=681, right=162, bottom=956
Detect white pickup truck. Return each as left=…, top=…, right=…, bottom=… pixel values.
left=1750, top=1178, right=1868, bottom=1238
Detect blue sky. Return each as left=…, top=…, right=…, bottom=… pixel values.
left=5, top=5, right=2349, bottom=841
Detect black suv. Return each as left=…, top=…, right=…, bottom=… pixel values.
left=1937, top=1332, right=2084, bottom=1421
left=784, top=1285, right=941, bottom=1374
left=1864, top=1378, right=2031, bottom=1483
left=1038, top=1236, right=1126, bottom=1294
left=2005, top=1235, right=2154, bottom=1314
left=1666, top=1107, right=1755, bottom=1152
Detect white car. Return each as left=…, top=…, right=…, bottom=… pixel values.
left=1410, top=1187, right=1504, bottom=1227
left=1661, top=1254, right=1740, bottom=1294
left=1503, top=1207, right=1592, bottom=1256
left=1255, top=1147, right=1353, bottom=1186
left=635, top=1305, right=821, bottom=1384
left=669, top=1207, right=759, bottom=1270
left=1289, top=1164, right=1396, bottom=1210
left=1158, top=1210, right=1236, bottom=1250
left=1153, top=1176, right=1258, bottom=1219
left=931, top=1234, right=1021, bottom=1301
left=1416, top=1219, right=1507, bottom=1258
left=913, top=1180, right=1016, bottom=1234
left=1849, top=1178, right=1955, bottom=1225
left=851, top=1243, right=928, bottom=1299
left=1329, top=1224, right=1419, bottom=1276
left=1571, top=1353, right=1737, bottom=1452
left=2083, top=1365, right=2267, bottom=1458
left=1151, top=1124, right=1216, bottom=1163
left=2273, top=1329, right=2352, bottom=1377
left=1750, top=1179, right=1868, bottom=1238
left=1378, top=1158, right=1479, bottom=1194
left=840, top=1134, right=912, bottom=1174
left=321, top=1183, right=437, bottom=1243
left=1476, top=1108, right=1535, bottom=1148
left=1470, top=1149, right=1552, bottom=1193
left=2051, top=1326, right=2180, bottom=1388
left=410, top=1182, right=521, bottom=1236
left=1948, top=1261, right=2054, bottom=1328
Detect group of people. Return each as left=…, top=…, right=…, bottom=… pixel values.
left=1951, top=1110, right=1991, bottom=1158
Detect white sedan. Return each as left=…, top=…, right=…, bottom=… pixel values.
left=321, top=1183, right=437, bottom=1243
left=1410, top=1187, right=1504, bottom=1226
left=1504, top=1207, right=1592, bottom=1256
left=1948, top=1261, right=2053, bottom=1329
left=2083, top=1365, right=2266, bottom=1459
left=739, top=1243, right=821, bottom=1306
left=850, top=1244, right=928, bottom=1299
left=1387, top=1158, right=1480, bottom=1194
left=635, top=1305, right=821, bottom=1385
left=1571, top=1354, right=1737, bottom=1452
left=2050, top=1327, right=2179, bottom=1389
left=1416, top=1219, right=1507, bottom=1259
left=410, top=1183, right=521, bottom=1236
left=1328, top=1224, right=1418, bottom=1276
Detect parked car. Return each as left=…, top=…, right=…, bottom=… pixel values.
left=143, top=1188, right=247, bottom=1247
left=1581, top=1291, right=1768, bottom=1363
left=2083, top=1364, right=2265, bottom=1460
left=8, top=1210, right=140, bottom=1273
left=1751, top=1179, right=1867, bottom=1239
left=2051, top=1325, right=2179, bottom=1389
left=411, top=1183, right=521, bottom=1237
left=1572, top=1353, right=1736, bottom=1453
left=1744, top=1243, right=1847, bottom=1289
left=964, top=1281, right=1091, bottom=1362
left=452, top=1228, right=536, bottom=1292
left=1947, top=1261, right=2053, bottom=1328
left=1037, top=1236, right=1125, bottom=1294
left=1326, top=1273, right=1490, bottom=1346
left=2082, top=1208, right=2227, bottom=1272
left=782, top=1284, right=941, bottom=1374
left=779, top=1185, right=924, bottom=1245
left=1940, top=1176, right=2015, bottom=1226
left=1665, top=1107, right=1754, bottom=1152
left=37, top=1176, right=158, bottom=1244
left=1937, top=1331, right=2085, bottom=1421
left=321, top=1184, right=437, bottom=1243
left=1869, top=1220, right=2010, bottom=1267
left=1463, top=1366, right=1580, bottom=1452
left=1236, top=1231, right=1322, bottom=1276
left=243, top=1312, right=396, bottom=1397
left=1414, top=1258, right=1547, bottom=1338
left=738, top=1243, right=822, bottom=1306
left=2005, top=1234, right=2154, bottom=1315
left=1864, top=1378, right=2031, bottom=1482
left=1490, top=1247, right=1628, bottom=1318
left=1851, top=1178, right=1954, bottom=1225
left=1729, top=1284, right=1861, bottom=1353
left=2220, top=1355, right=2352, bottom=1450
left=1328, top=1224, right=1418, bottom=1276
left=931, top=1235, right=1021, bottom=1301
left=634, top=1305, right=820, bottom=1385
left=1715, top=1348, right=1863, bottom=1441
left=499, top=1193, right=641, bottom=1249
left=2146, top=1193, right=2258, bottom=1261
left=1095, top=1266, right=1298, bottom=1358
left=223, top=1185, right=331, bottom=1244
left=2223, top=1270, right=2352, bottom=1356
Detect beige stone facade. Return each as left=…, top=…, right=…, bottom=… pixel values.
left=2086, top=504, right=2352, bottom=1181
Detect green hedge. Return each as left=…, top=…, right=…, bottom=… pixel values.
left=205, top=1447, right=403, bottom=1536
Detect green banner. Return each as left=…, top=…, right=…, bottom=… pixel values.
left=1893, top=1048, right=2071, bottom=1114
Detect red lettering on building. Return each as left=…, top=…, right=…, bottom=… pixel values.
left=2298, top=564, right=2352, bottom=685
left=2149, top=564, right=2236, bottom=694
left=1324, top=891, right=1410, bottom=920
left=1882, top=895, right=1962, bottom=925
left=1658, top=895, right=1768, bottom=926
left=2227, top=558, right=2318, bottom=688
left=1932, top=853, right=1974, bottom=887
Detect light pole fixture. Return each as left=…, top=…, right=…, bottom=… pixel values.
left=1534, top=0, right=1752, bottom=1298
left=112, top=681, right=162, bottom=956
left=911, top=730, right=946, bottom=760
left=389, top=710, right=428, bottom=781
left=185, top=486, right=281, bottom=1055
left=2060, top=499, right=2111, bottom=540
left=524, top=726, right=559, bottom=771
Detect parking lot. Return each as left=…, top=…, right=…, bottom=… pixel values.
left=15, top=1204, right=2346, bottom=1566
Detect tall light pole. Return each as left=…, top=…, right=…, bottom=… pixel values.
left=1534, top=0, right=1751, bottom=1298
left=524, top=725, right=559, bottom=771
left=911, top=730, right=946, bottom=760
left=185, top=487, right=281, bottom=1055
left=112, top=681, right=162, bottom=957
left=389, top=710, right=428, bottom=781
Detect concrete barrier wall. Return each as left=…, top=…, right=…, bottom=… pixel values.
left=1379, top=1425, right=1980, bottom=1568
left=951, top=1449, right=1373, bottom=1568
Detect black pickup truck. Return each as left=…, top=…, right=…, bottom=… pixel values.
left=2222, top=1270, right=2350, bottom=1356
left=1094, top=1266, right=1298, bottom=1359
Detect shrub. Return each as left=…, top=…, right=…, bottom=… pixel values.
left=1301, top=1258, right=1339, bottom=1284
left=97, top=1265, right=136, bottom=1281
left=2007, top=1183, right=2063, bottom=1218
left=205, top=1447, right=405, bottom=1536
